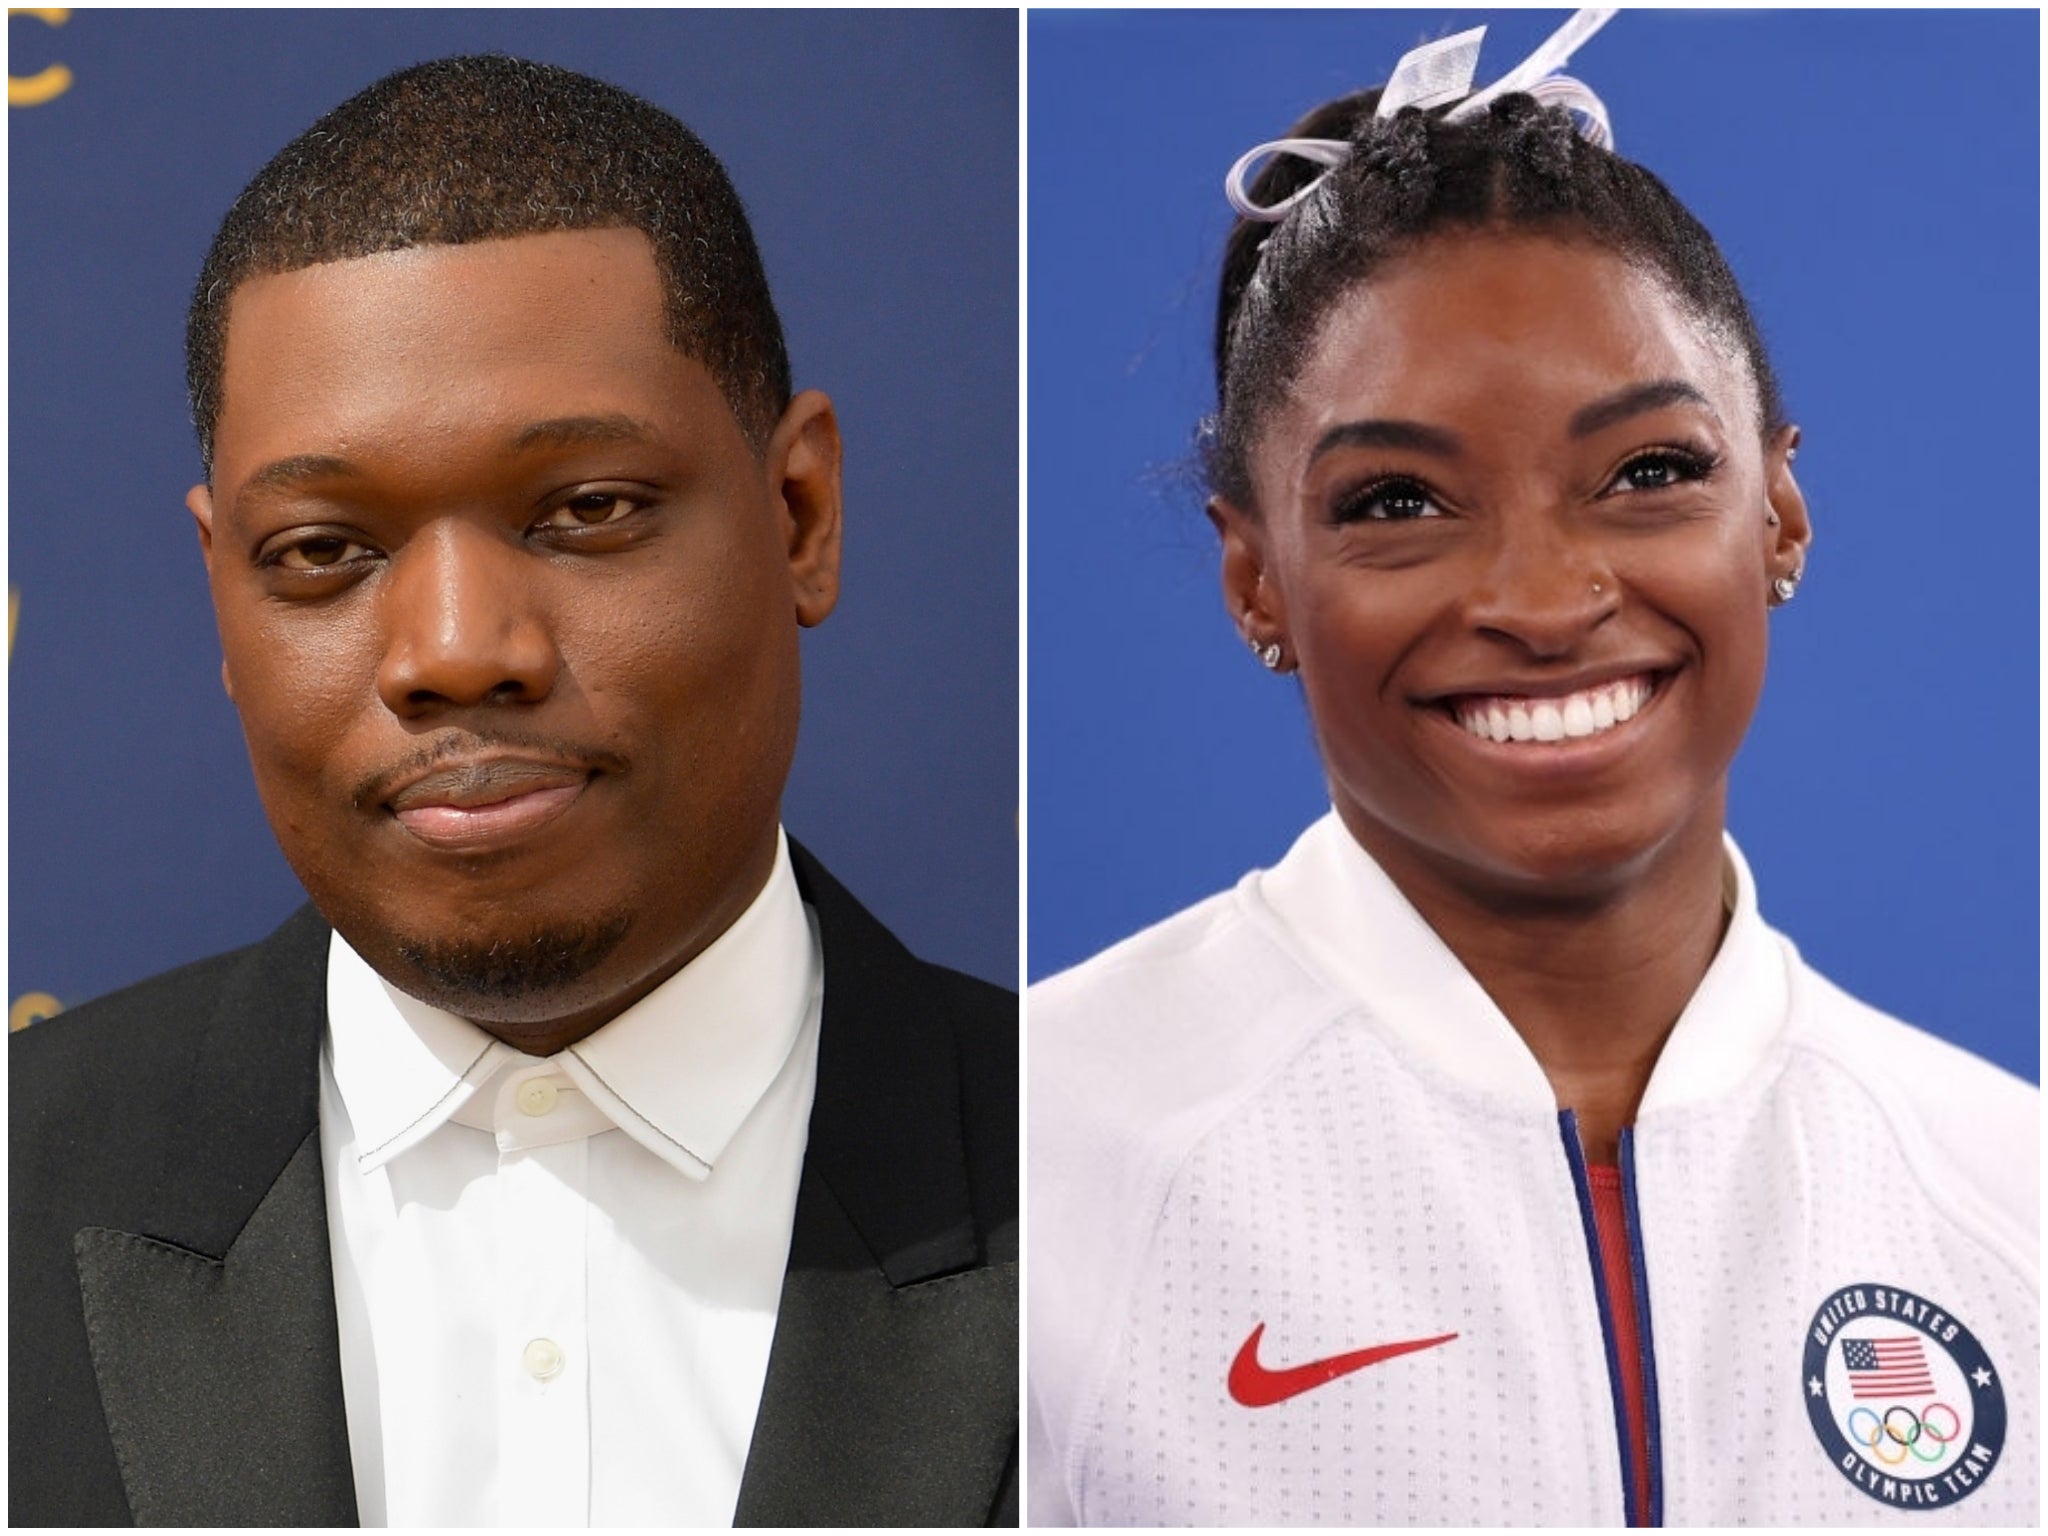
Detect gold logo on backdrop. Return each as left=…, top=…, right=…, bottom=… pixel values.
left=8, top=588, right=50, bottom=1027
left=6, top=0, right=57, bottom=1008
left=9, top=8, right=73, bottom=107
left=11, top=992, right=62, bottom=1031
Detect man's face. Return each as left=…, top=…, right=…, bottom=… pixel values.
left=190, top=228, right=841, bottom=1051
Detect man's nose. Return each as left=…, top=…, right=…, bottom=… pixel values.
left=375, top=521, right=560, bottom=715
left=1459, top=512, right=1618, bottom=658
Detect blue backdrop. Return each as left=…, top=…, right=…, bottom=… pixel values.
left=1027, top=9, right=2038, bottom=1083
left=10, top=9, right=1019, bottom=1023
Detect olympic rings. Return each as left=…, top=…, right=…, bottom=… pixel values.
left=1882, top=1406, right=1921, bottom=1446
left=1846, top=1403, right=1961, bottom=1470
left=1922, top=1402, right=1961, bottom=1441
left=1866, top=1420, right=1908, bottom=1466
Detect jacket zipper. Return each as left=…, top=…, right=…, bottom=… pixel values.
left=1558, top=1111, right=1664, bottom=1526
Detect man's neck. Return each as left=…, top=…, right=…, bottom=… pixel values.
left=449, top=827, right=785, bottom=1057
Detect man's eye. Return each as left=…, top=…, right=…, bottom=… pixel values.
left=1333, top=477, right=1440, bottom=523
left=540, top=493, right=640, bottom=529
left=272, top=534, right=372, bottom=570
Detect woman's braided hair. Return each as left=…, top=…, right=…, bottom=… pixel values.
left=1206, top=91, right=1784, bottom=507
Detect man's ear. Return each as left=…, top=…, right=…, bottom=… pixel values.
left=186, top=482, right=234, bottom=701
left=186, top=482, right=216, bottom=563
left=1209, top=495, right=1284, bottom=649
left=766, top=390, right=843, bottom=629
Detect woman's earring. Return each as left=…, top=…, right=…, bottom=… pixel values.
left=1772, top=569, right=1801, bottom=604
left=1244, top=617, right=1286, bottom=671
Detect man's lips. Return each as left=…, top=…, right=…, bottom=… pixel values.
left=386, top=759, right=595, bottom=849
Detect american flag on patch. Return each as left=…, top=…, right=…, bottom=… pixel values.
left=1842, top=1336, right=1936, bottom=1400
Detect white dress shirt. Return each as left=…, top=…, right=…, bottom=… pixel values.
left=319, top=830, right=823, bottom=1527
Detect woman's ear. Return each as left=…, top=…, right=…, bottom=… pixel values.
left=1764, top=425, right=1811, bottom=600
left=1211, top=496, right=1290, bottom=668
left=1212, top=497, right=1265, bottom=622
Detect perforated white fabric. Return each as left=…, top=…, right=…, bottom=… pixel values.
left=1028, top=815, right=2037, bottom=1526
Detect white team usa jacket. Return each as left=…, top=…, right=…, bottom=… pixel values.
left=1028, top=815, right=2037, bottom=1525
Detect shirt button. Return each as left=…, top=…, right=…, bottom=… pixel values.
left=515, top=1078, right=559, bottom=1117
left=523, top=1338, right=565, bottom=1381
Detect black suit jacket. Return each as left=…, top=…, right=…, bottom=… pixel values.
left=11, top=845, right=1018, bottom=1527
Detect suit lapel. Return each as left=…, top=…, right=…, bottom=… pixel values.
left=735, top=847, right=1016, bottom=1526
left=734, top=1168, right=1017, bottom=1527
left=76, top=1134, right=358, bottom=1527
left=76, top=905, right=358, bottom=1527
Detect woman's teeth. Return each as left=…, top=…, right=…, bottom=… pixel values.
left=1452, top=675, right=1654, bottom=744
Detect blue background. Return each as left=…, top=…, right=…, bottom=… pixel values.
left=10, top=9, right=1019, bottom=1016
left=1027, top=9, right=2038, bottom=1083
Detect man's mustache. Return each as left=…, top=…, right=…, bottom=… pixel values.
left=352, top=731, right=630, bottom=811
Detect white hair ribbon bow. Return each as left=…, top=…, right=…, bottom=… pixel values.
left=1224, top=7, right=1619, bottom=223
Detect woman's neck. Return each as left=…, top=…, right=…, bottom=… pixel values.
left=1350, top=811, right=1732, bottom=1165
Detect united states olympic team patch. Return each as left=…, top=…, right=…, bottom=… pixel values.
left=1803, top=1282, right=2005, bottom=1509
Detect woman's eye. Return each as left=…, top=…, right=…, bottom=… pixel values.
left=272, top=534, right=372, bottom=570
left=541, top=493, right=640, bottom=529
left=1334, top=477, right=1440, bottom=523
left=1611, top=450, right=1713, bottom=493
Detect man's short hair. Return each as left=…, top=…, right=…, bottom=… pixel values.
left=185, top=54, right=791, bottom=476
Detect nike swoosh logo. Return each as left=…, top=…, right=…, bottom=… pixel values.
left=1227, top=1321, right=1459, bottom=1408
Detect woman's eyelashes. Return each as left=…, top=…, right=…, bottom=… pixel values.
left=1604, top=443, right=1721, bottom=495
left=1329, top=474, right=1442, bottom=524
left=1326, top=443, right=1724, bottom=525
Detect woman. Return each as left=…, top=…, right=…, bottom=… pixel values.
left=1028, top=12, right=2035, bottom=1526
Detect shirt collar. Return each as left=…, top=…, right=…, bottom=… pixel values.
left=326, top=828, right=821, bottom=1180
left=1250, top=811, right=1788, bottom=1116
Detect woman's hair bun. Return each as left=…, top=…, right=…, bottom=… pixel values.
left=1353, top=108, right=1436, bottom=220
left=1234, top=88, right=1381, bottom=228
left=1489, top=92, right=1577, bottom=184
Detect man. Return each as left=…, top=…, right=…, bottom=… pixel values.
left=12, top=56, right=1016, bottom=1528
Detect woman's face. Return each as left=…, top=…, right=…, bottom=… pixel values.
left=1218, top=232, right=1808, bottom=903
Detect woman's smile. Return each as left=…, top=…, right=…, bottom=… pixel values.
left=1421, top=668, right=1680, bottom=788
left=1441, top=670, right=1659, bottom=744
left=1448, top=671, right=1654, bottom=743
left=1219, top=231, right=1806, bottom=900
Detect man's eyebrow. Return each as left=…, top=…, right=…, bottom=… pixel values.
left=509, top=414, right=664, bottom=452
left=1307, top=418, right=1464, bottom=467
left=240, top=453, right=360, bottom=497
left=1569, top=379, right=1718, bottom=439
left=235, top=417, right=663, bottom=497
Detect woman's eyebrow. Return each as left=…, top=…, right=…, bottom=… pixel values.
left=1304, top=380, right=1720, bottom=472
left=1308, top=418, right=1464, bottom=466
left=1569, top=379, right=1718, bottom=438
